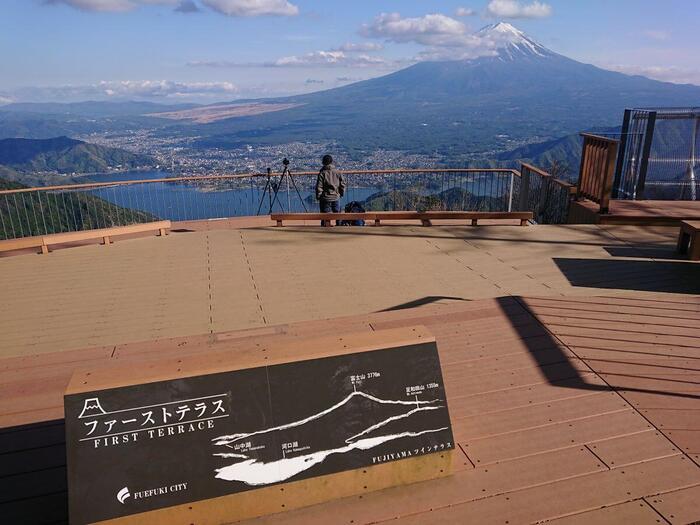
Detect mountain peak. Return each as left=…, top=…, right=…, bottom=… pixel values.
left=476, top=22, right=553, bottom=60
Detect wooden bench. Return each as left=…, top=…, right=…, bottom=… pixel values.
left=0, top=220, right=171, bottom=255
left=677, top=220, right=700, bottom=261
left=0, top=235, right=47, bottom=255
left=271, top=211, right=533, bottom=227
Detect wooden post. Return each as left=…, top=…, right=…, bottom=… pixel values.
left=276, top=219, right=283, bottom=227
left=576, top=135, right=589, bottom=202
left=102, top=236, right=112, bottom=245
left=471, top=218, right=478, bottom=226
left=599, top=140, right=619, bottom=214
left=518, top=165, right=531, bottom=210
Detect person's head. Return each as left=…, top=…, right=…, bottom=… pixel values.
left=322, top=154, right=333, bottom=167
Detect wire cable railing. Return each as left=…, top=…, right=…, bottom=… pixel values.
left=515, top=163, right=576, bottom=224
left=0, top=168, right=524, bottom=240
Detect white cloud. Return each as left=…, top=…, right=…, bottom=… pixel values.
left=44, top=0, right=299, bottom=16
left=104, top=80, right=237, bottom=97
left=44, top=0, right=141, bottom=11
left=273, top=50, right=388, bottom=68
left=603, top=64, right=700, bottom=86
left=188, top=46, right=397, bottom=69
left=642, top=30, right=669, bottom=42
left=13, top=80, right=237, bottom=101
left=362, top=12, right=482, bottom=48
left=455, top=7, right=476, bottom=17
left=485, top=0, right=552, bottom=19
left=201, top=0, right=298, bottom=16
left=333, top=42, right=384, bottom=53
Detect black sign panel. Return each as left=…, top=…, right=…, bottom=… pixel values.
left=65, top=342, right=453, bottom=524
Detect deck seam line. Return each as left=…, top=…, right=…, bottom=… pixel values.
left=543, top=322, right=700, bottom=340
left=641, top=496, right=674, bottom=525
left=470, top=427, right=653, bottom=467
left=531, top=311, right=700, bottom=330
left=551, top=332, right=700, bottom=351
left=239, top=230, right=267, bottom=325
left=458, top=408, right=631, bottom=443
left=525, top=296, right=700, bottom=314
left=446, top=371, right=598, bottom=399
left=373, top=453, right=696, bottom=524
left=583, top=443, right=610, bottom=469
left=450, top=391, right=606, bottom=421
left=457, top=443, right=475, bottom=468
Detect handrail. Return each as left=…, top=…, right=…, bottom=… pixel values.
left=0, top=168, right=521, bottom=195
left=0, top=167, right=522, bottom=241
left=517, top=163, right=576, bottom=224
left=520, top=162, right=576, bottom=193
left=579, top=132, right=620, bottom=144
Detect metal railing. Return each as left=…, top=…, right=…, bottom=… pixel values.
left=0, top=168, right=521, bottom=241
left=613, top=107, right=700, bottom=200
left=515, top=163, right=576, bottom=224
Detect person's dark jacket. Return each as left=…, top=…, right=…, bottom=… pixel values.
left=316, top=164, right=345, bottom=202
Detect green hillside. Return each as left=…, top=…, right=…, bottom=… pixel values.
left=0, top=176, right=156, bottom=240
left=0, top=136, right=154, bottom=175
left=362, top=187, right=507, bottom=212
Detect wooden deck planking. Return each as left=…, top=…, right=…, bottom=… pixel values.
left=1, top=223, right=695, bottom=358
left=252, top=456, right=699, bottom=525
left=1, top=293, right=699, bottom=524
left=587, top=430, right=681, bottom=468
left=545, top=500, right=667, bottom=525
left=451, top=392, right=628, bottom=441
left=250, top=447, right=607, bottom=525
left=460, top=410, right=651, bottom=465
left=646, top=485, right=700, bottom=525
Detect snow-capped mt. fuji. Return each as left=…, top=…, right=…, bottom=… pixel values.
left=476, top=22, right=555, bottom=61
left=189, top=23, right=700, bottom=155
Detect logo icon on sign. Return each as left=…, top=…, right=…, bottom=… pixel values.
left=116, top=487, right=131, bottom=504
left=78, top=397, right=107, bottom=419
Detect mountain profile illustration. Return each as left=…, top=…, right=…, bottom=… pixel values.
left=78, top=397, right=107, bottom=419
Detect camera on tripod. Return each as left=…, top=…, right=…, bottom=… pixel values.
left=256, top=157, right=308, bottom=214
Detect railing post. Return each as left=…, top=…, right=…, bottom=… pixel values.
left=576, top=135, right=589, bottom=201
left=599, top=140, right=618, bottom=214
left=635, top=111, right=657, bottom=199
left=611, top=109, right=631, bottom=199
left=518, top=165, right=530, bottom=211
left=537, top=174, right=549, bottom=222
left=507, top=171, right=514, bottom=212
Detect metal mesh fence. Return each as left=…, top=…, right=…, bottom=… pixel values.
left=614, top=108, right=700, bottom=200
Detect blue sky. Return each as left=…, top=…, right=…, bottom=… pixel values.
left=1, top=0, right=699, bottom=103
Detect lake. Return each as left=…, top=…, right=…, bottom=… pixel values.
left=84, top=170, right=513, bottom=221
left=85, top=171, right=382, bottom=221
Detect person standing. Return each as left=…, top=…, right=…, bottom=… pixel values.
left=316, top=154, right=345, bottom=225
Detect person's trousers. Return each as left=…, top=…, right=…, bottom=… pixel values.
left=319, top=199, right=340, bottom=225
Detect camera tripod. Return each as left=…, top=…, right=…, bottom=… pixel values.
left=256, top=158, right=308, bottom=215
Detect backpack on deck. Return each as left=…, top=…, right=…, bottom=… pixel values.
left=340, top=201, right=366, bottom=226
